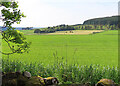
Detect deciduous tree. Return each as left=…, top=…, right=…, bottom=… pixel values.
left=0, top=1, right=31, bottom=55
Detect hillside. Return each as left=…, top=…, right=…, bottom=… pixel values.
left=83, top=16, right=119, bottom=25
left=1, top=15, right=119, bottom=32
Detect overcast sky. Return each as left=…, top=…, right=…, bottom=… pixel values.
left=0, top=0, right=119, bottom=27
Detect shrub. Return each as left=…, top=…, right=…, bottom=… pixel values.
left=93, top=32, right=100, bottom=34
left=34, top=29, right=41, bottom=33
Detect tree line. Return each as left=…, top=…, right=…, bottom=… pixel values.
left=34, top=24, right=75, bottom=33
left=83, top=16, right=119, bottom=25
left=34, top=24, right=118, bottom=33
left=34, top=16, right=119, bottom=33
left=74, top=25, right=118, bottom=30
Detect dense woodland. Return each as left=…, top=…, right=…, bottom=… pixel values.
left=34, top=15, right=119, bottom=33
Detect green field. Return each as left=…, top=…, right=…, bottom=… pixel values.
left=2, top=30, right=118, bottom=66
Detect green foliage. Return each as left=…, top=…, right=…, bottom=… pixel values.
left=73, top=25, right=118, bottom=30
left=35, top=24, right=117, bottom=33
left=0, top=1, right=30, bottom=55
left=34, top=28, right=56, bottom=33
left=69, top=16, right=119, bottom=30
left=34, top=29, right=41, bottom=33
left=2, top=58, right=119, bottom=85
left=1, top=2, right=25, bottom=27
left=54, top=25, right=75, bottom=31
left=35, top=24, right=76, bottom=33
left=83, top=16, right=119, bottom=26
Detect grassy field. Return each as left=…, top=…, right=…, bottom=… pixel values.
left=2, top=30, right=118, bottom=67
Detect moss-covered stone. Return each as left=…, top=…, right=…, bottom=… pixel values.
left=2, top=79, right=17, bottom=86
left=25, top=76, right=45, bottom=86
left=17, top=74, right=29, bottom=86
left=44, top=77, right=59, bottom=85
left=95, top=79, right=116, bottom=86
left=2, top=72, right=28, bottom=86
left=2, top=72, right=59, bottom=86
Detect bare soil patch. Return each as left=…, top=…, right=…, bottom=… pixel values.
left=44, top=30, right=104, bottom=35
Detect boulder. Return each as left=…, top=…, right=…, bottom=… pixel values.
left=2, top=72, right=28, bottom=86
left=2, top=72, right=59, bottom=86
left=23, top=71, right=31, bottom=79
left=95, top=79, right=116, bottom=86
left=44, top=77, right=59, bottom=85
left=25, top=76, right=45, bottom=86
left=2, top=72, right=21, bottom=79
left=2, top=79, right=17, bottom=86
left=17, top=74, right=29, bottom=86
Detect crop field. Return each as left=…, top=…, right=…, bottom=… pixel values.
left=2, top=30, right=118, bottom=67
left=20, top=30, right=104, bottom=35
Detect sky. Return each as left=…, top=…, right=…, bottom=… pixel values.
left=0, top=0, right=119, bottom=27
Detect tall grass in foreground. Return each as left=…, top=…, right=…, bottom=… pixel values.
left=2, top=58, right=119, bottom=85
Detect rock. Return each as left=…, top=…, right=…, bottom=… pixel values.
left=95, top=79, right=116, bottom=86
left=0, top=72, right=3, bottom=79
left=23, top=71, right=31, bottom=79
left=25, top=76, right=45, bottom=86
left=2, top=72, right=4, bottom=76
left=2, top=72, right=21, bottom=79
left=44, top=77, right=59, bottom=85
left=7, top=79, right=17, bottom=86
left=17, top=74, right=29, bottom=86
left=2, top=78, right=17, bottom=86
left=2, top=72, right=59, bottom=86
left=2, top=72, right=29, bottom=86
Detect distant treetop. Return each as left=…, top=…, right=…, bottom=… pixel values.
left=83, top=16, right=119, bottom=25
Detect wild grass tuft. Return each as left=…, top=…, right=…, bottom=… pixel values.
left=2, top=57, right=119, bottom=85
